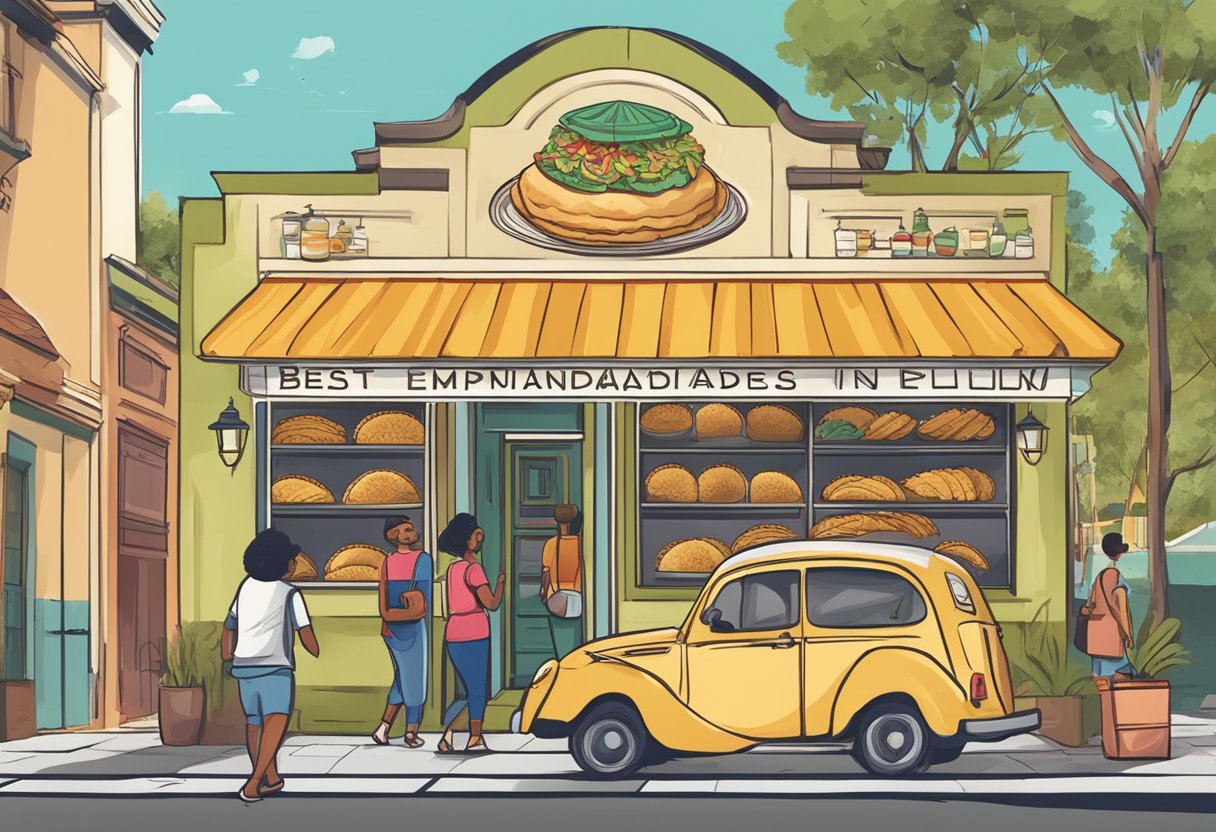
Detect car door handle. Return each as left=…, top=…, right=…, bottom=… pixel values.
left=742, top=633, right=796, bottom=649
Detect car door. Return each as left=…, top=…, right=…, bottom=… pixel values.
left=802, top=564, right=931, bottom=737
left=684, top=567, right=803, bottom=739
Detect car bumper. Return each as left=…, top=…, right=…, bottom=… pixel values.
left=959, top=709, right=1041, bottom=742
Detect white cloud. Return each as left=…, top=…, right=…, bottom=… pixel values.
left=291, top=36, right=335, bottom=60
left=168, top=93, right=233, bottom=115
left=236, top=69, right=259, bottom=87
left=1092, top=109, right=1117, bottom=132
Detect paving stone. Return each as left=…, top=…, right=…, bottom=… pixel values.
left=289, top=744, right=357, bottom=757
left=91, top=734, right=165, bottom=753
left=449, top=752, right=578, bottom=777
left=1120, top=753, right=1216, bottom=775
left=0, top=735, right=107, bottom=753
left=716, top=778, right=967, bottom=795
left=328, top=746, right=463, bottom=776
left=0, top=777, right=245, bottom=796
left=0, top=748, right=126, bottom=776
left=427, top=777, right=642, bottom=794
left=176, top=755, right=253, bottom=776
left=282, top=777, right=430, bottom=795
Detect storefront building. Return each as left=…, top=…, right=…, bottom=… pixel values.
left=181, top=28, right=1119, bottom=732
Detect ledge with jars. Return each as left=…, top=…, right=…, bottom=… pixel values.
left=826, top=207, right=1037, bottom=260
left=266, top=402, right=428, bottom=589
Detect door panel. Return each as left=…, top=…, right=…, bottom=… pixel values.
left=3, top=462, right=28, bottom=681
left=685, top=569, right=803, bottom=739
left=506, top=443, right=581, bottom=688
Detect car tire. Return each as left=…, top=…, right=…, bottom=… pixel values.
left=851, top=703, right=932, bottom=776
left=930, top=743, right=965, bottom=764
left=570, top=702, right=650, bottom=779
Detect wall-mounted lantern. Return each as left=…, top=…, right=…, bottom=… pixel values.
left=208, top=397, right=250, bottom=472
left=1015, top=408, right=1049, bottom=466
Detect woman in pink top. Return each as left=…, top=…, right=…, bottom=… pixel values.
left=436, top=513, right=504, bottom=753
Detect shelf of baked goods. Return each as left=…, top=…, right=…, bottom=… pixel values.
left=271, top=502, right=424, bottom=517
left=812, top=405, right=1007, bottom=448
left=278, top=540, right=395, bottom=590
left=270, top=444, right=427, bottom=455
left=641, top=503, right=807, bottom=511
left=639, top=402, right=809, bottom=448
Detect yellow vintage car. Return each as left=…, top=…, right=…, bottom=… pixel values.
left=515, top=541, right=1040, bottom=777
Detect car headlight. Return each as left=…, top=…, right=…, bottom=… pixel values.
left=531, top=660, right=557, bottom=687
left=946, top=573, right=975, bottom=614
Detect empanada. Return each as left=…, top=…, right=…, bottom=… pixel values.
left=353, top=411, right=424, bottom=445
left=695, top=403, right=744, bottom=439
left=750, top=471, right=803, bottom=503
left=342, top=470, right=421, bottom=505
left=698, top=464, right=747, bottom=503
left=731, top=523, right=798, bottom=552
left=746, top=405, right=804, bottom=442
left=656, top=538, right=731, bottom=573
left=645, top=464, right=698, bottom=503
left=271, top=475, right=334, bottom=504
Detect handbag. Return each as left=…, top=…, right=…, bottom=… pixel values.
left=1077, top=568, right=1126, bottom=658
left=544, top=536, right=583, bottom=620
left=396, top=553, right=428, bottom=622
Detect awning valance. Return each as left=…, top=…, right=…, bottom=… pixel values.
left=200, top=277, right=1121, bottom=363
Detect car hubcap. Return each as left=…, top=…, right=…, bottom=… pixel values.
left=866, top=715, right=922, bottom=768
left=584, top=718, right=636, bottom=771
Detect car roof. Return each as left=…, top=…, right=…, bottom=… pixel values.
left=719, top=540, right=951, bottom=574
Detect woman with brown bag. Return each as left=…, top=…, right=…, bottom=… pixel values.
left=1084, top=532, right=1135, bottom=681
left=540, top=504, right=584, bottom=659
left=371, top=516, right=432, bottom=748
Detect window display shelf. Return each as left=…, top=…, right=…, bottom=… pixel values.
left=271, top=444, right=426, bottom=455
left=639, top=445, right=807, bottom=454
left=814, top=444, right=1006, bottom=455
left=271, top=503, right=423, bottom=516
left=812, top=501, right=1008, bottom=511
left=289, top=582, right=377, bottom=590
left=641, top=502, right=807, bottom=511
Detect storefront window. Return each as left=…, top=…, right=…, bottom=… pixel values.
left=810, top=402, right=1014, bottom=589
left=265, top=401, right=428, bottom=586
left=637, top=402, right=810, bottom=588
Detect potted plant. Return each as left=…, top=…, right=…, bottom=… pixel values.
left=1095, top=616, right=1192, bottom=760
left=159, top=623, right=221, bottom=746
left=1011, top=599, right=1097, bottom=747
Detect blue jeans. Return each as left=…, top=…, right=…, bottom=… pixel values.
left=443, top=638, right=489, bottom=724
left=384, top=629, right=428, bottom=724
left=232, top=667, right=294, bottom=726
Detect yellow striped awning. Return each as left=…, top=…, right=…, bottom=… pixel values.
left=200, top=277, right=1121, bottom=362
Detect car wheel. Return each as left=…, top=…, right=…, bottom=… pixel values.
left=570, top=702, right=649, bottom=779
left=851, top=703, right=932, bottom=776
left=930, top=743, right=965, bottom=764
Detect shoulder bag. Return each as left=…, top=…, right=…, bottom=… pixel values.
left=544, top=537, right=583, bottom=620
left=397, top=552, right=428, bottom=622
left=1075, top=568, right=1126, bottom=658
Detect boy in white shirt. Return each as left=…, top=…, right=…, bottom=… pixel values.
left=221, top=528, right=320, bottom=802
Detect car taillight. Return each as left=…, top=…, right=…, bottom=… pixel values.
left=970, top=673, right=988, bottom=704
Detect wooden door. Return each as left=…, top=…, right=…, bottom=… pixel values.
left=117, top=428, right=169, bottom=721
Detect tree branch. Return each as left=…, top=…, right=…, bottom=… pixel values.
left=1110, top=95, right=1146, bottom=168
left=1166, top=447, right=1216, bottom=500
left=1172, top=359, right=1211, bottom=394
left=1162, top=81, right=1212, bottom=170
left=1042, top=83, right=1149, bottom=228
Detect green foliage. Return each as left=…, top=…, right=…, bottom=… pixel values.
left=1011, top=599, right=1093, bottom=697
left=138, top=191, right=179, bottom=288
left=1130, top=615, right=1193, bottom=680
left=162, top=622, right=223, bottom=696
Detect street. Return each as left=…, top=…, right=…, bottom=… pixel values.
left=1, top=795, right=1212, bottom=832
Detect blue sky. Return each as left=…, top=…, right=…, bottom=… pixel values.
left=142, top=0, right=1216, bottom=267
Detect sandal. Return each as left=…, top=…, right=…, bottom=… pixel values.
left=237, top=787, right=262, bottom=803
left=436, top=737, right=460, bottom=755
left=464, top=737, right=491, bottom=754
left=371, top=721, right=391, bottom=746
left=259, top=778, right=285, bottom=796
left=402, top=732, right=425, bottom=749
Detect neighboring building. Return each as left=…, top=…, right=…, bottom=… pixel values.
left=0, top=0, right=162, bottom=736
left=180, top=28, right=1120, bottom=733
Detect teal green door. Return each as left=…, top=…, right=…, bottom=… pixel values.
left=505, top=442, right=582, bottom=688
left=3, top=459, right=29, bottom=681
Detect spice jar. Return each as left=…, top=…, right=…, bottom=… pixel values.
left=280, top=212, right=303, bottom=259
left=874, top=230, right=892, bottom=253
left=1001, top=208, right=1029, bottom=257
left=891, top=222, right=913, bottom=257
left=834, top=221, right=858, bottom=258
left=348, top=219, right=368, bottom=257
left=965, top=226, right=989, bottom=257
left=1014, top=226, right=1035, bottom=258
left=856, top=229, right=874, bottom=256
left=333, top=219, right=354, bottom=254
left=911, top=207, right=932, bottom=256
left=988, top=219, right=1008, bottom=257
left=300, top=215, right=331, bottom=261
left=933, top=227, right=960, bottom=257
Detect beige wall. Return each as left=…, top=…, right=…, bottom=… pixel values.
left=99, top=27, right=140, bottom=262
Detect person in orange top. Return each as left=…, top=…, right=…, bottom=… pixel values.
left=540, top=504, right=584, bottom=658
left=1084, top=532, right=1135, bottom=680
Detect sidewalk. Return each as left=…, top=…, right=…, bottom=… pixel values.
left=1, top=713, right=1214, bottom=798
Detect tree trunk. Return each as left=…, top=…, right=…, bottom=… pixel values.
left=1144, top=236, right=1171, bottom=627
left=1123, top=435, right=1147, bottom=518
left=942, top=127, right=969, bottom=171
left=907, top=126, right=928, bottom=173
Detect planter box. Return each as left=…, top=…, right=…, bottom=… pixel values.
left=159, top=687, right=205, bottom=747
left=1096, top=677, right=1171, bottom=760
left=1014, top=694, right=1096, bottom=747
left=0, top=680, right=35, bottom=741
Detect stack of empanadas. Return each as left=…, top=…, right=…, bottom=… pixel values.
left=324, top=544, right=386, bottom=582
left=656, top=538, right=731, bottom=573
left=821, top=475, right=905, bottom=502
left=917, top=408, right=995, bottom=441
left=342, top=469, right=421, bottom=505
left=820, top=406, right=878, bottom=431
left=354, top=410, right=424, bottom=445
left=809, top=512, right=938, bottom=539
left=863, top=411, right=917, bottom=441
left=645, top=464, right=698, bottom=502
left=750, top=471, right=803, bottom=503
left=272, top=415, right=346, bottom=445
left=698, top=464, right=747, bottom=503
left=284, top=554, right=319, bottom=581
left=731, top=523, right=799, bottom=552
left=746, top=405, right=804, bottom=442
left=934, top=540, right=989, bottom=571
left=902, top=467, right=995, bottom=501
left=640, top=404, right=694, bottom=437
left=271, top=475, right=334, bottom=504
left=695, top=403, right=744, bottom=439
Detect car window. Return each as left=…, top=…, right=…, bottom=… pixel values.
left=704, top=571, right=799, bottom=632
left=806, top=567, right=926, bottom=628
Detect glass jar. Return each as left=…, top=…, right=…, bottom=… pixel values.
left=1014, top=227, right=1035, bottom=258
left=965, top=226, right=989, bottom=256
left=333, top=219, right=354, bottom=254
left=834, top=222, right=858, bottom=258
left=300, top=216, right=331, bottom=261
left=1001, top=209, right=1029, bottom=258
left=988, top=219, right=1008, bottom=257
left=856, top=229, right=874, bottom=256
left=281, top=213, right=303, bottom=259
left=348, top=220, right=368, bottom=256
left=891, top=222, right=913, bottom=257
left=933, top=227, right=959, bottom=257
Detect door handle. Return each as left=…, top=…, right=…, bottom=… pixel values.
left=770, top=632, right=796, bottom=649
left=50, top=629, right=89, bottom=636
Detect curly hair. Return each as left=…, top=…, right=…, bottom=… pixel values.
left=244, top=528, right=301, bottom=582
left=438, top=513, right=479, bottom=556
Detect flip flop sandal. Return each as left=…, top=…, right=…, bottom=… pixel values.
left=371, top=722, right=391, bottom=746
left=259, top=779, right=285, bottom=796
left=464, top=739, right=491, bottom=754
left=237, top=788, right=262, bottom=803
left=402, top=732, right=425, bottom=749
left=436, top=738, right=461, bottom=755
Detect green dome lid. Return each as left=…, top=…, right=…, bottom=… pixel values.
left=558, top=100, right=692, bottom=143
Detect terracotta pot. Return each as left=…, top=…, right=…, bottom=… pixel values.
left=1096, top=677, right=1171, bottom=760
left=0, top=680, right=36, bottom=741
left=159, top=686, right=205, bottom=747
left=200, top=692, right=248, bottom=746
left=1017, top=694, right=1089, bottom=747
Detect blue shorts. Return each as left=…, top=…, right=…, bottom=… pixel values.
left=232, top=667, right=294, bottom=726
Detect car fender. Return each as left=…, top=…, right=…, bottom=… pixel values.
left=537, top=657, right=753, bottom=754
left=829, top=646, right=969, bottom=738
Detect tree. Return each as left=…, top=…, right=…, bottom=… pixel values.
left=778, top=1, right=1053, bottom=171
left=1000, top=1, right=1216, bottom=626
left=139, top=191, right=179, bottom=288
